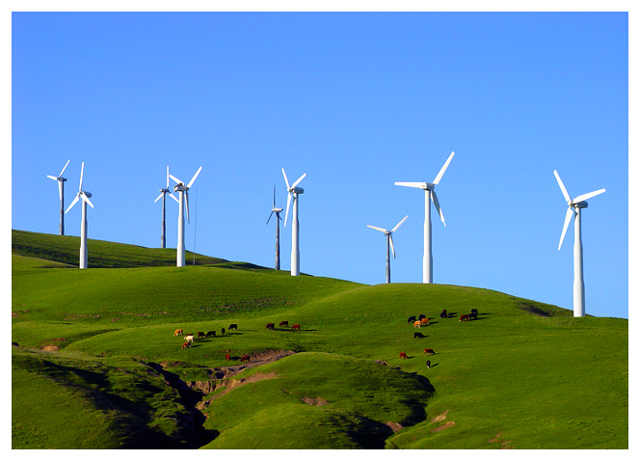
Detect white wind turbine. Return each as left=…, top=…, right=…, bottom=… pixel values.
left=65, top=162, right=94, bottom=269
left=47, top=159, right=70, bottom=235
left=282, top=168, right=306, bottom=276
left=553, top=170, right=606, bottom=317
left=266, top=185, right=284, bottom=271
left=395, top=151, right=455, bottom=283
left=154, top=166, right=179, bottom=249
left=367, top=215, right=408, bottom=284
left=169, top=166, right=202, bottom=267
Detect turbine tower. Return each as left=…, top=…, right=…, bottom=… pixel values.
left=553, top=170, right=606, bottom=317
left=169, top=166, right=202, bottom=267
left=367, top=215, right=408, bottom=284
left=395, top=151, right=455, bottom=284
left=47, top=159, right=70, bottom=235
left=282, top=168, right=306, bottom=276
left=65, top=162, right=94, bottom=269
left=154, top=166, right=179, bottom=249
left=266, top=185, right=284, bottom=270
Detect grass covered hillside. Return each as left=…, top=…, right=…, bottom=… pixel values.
left=11, top=230, right=628, bottom=449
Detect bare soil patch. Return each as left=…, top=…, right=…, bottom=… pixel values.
left=302, top=396, right=328, bottom=406
left=430, top=421, right=455, bottom=432
left=431, top=409, right=450, bottom=423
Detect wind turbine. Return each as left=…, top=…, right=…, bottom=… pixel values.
left=367, top=215, right=408, bottom=284
left=395, top=151, right=455, bottom=284
left=170, top=166, right=202, bottom=267
left=154, top=166, right=179, bottom=249
left=282, top=168, right=306, bottom=276
left=65, top=162, right=94, bottom=269
left=266, top=185, right=284, bottom=271
left=47, top=159, right=70, bottom=235
left=553, top=170, right=606, bottom=317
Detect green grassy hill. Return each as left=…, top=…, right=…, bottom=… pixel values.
left=11, top=230, right=628, bottom=449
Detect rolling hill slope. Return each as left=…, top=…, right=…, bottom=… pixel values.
left=11, top=230, right=628, bottom=449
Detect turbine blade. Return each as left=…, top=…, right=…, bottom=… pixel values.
left=292, top=173, right=307, bottom=189
left=81, top=194, right=94, bottom=209
left=433, top=151, right=455, bottom=184
left=47, top=175, right=58, bottom=181
left=431, top=191, right=446, bottom=227
left=79, top=162, right=85, bottom=191
left=168, top=192, right=179, bottom=203
left=185, top=192, right=190, bottom=223
left=166, top=166, right=170, bottom=188
left=282, top=168, right=291, bottom=190
left=284, top=192, right=292, bottom=227
left=553, top=170, right=571, bottom=203
left=391, top=215, right=408, bottom=233
left=390, top=235, right=396, bottom=259
left=273, top=185, right=276, bottom=207
left=59, top=159, right=70, bottom=177
left=558, top=207, right=574, bottom=250
left=154, top=192, right=164, bottom=203
left=65, top=195, right=80, bottom=214
left=574, top=188, right=606, bottom=203
left=267, top=210, right=274, bottom=225
left=395, top=181, right=426, bottom=188
left=169, top=174, right=183, bottom=185
left=367, top=225, right=387, bottom=233
left=187, top=166, right=202, bottom=189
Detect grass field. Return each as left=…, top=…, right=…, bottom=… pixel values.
left=11, top=229, right=628, bottom=449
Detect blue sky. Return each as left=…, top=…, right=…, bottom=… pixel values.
left=10, top=11, right=629, bottom=318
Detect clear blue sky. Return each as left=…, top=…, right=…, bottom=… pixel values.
left=11, top=11, right=629, bottom=318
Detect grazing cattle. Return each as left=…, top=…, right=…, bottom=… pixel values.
left=240, top=354, right=250, bottom=363
left=418, top=314, right=426, bottom=320
left=440, top=309, right=447, bottom=319
left=279, top=321, right=289, bottom=327
left=459, top=314, right=470, bottom=322
left=424, top=348, right=435, bottom=356
left=426, top=360, right=431, bottom=369
left=174, top=328, right=184, bottom=337
left=206, top=331, right=216, bottom=338
left=228, top=324, right=238, bottom=331
left=266, top=323, right=275, bottom=330
left=225, top=353, right=231, bottom=360
left=291, top=324, right=301, bottom=331
left=414, top=332, right=425, bottom=339
left=221, top=328, right=226, bottom=335
left=471, top=308, right=478, bottom=316
left=399, top=352, right=408, bottom=359
left=181, top=341, right=190, bottom=349
left=421, top=318, right=429, bottom=326
left=414, top=320, right=422, bottom=328
left=197, top=332, right=205, bottom=339
left=407, top=316, right=417, bottom=324
left=184, top=334, right=194, bottom=343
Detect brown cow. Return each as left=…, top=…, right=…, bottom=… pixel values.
left=420, top=318, right=429, bottom=326
left=413, top=320, right=422, bottom=328
left=424, top=348, right=435, bottom=355
left=241, top=354, right=250, bottom=363
left=197, top=331, right=205, bottom=338
left=291, top=324, right=301, bottom=331
left=459, top=314, right=470, bottom=322
left=181, top=341, right=190, bottom=349
left=174, top=328, right=183, bottom=336
left=279, top=321, right=289, bottom=327
left=266, top=323, right=275, bottom=330
left=225, top=353, right=231, bottom=360
left=399, top=352, right=408, bottom=359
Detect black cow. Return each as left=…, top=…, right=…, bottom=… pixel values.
left=206, top=331, right=216, bottom=338
left=228, top=324, right=238, bottom=331
left=407, top=316, right=417, bottom=324
left=221, top=328, right=226, bottom=335
left=426, top=360, right=431, bottom=369
left=440, top=309, right=447, bottom=319
left=414, top=332, right=425, bottom=339
left=418, top=314, right=426, bottom=320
